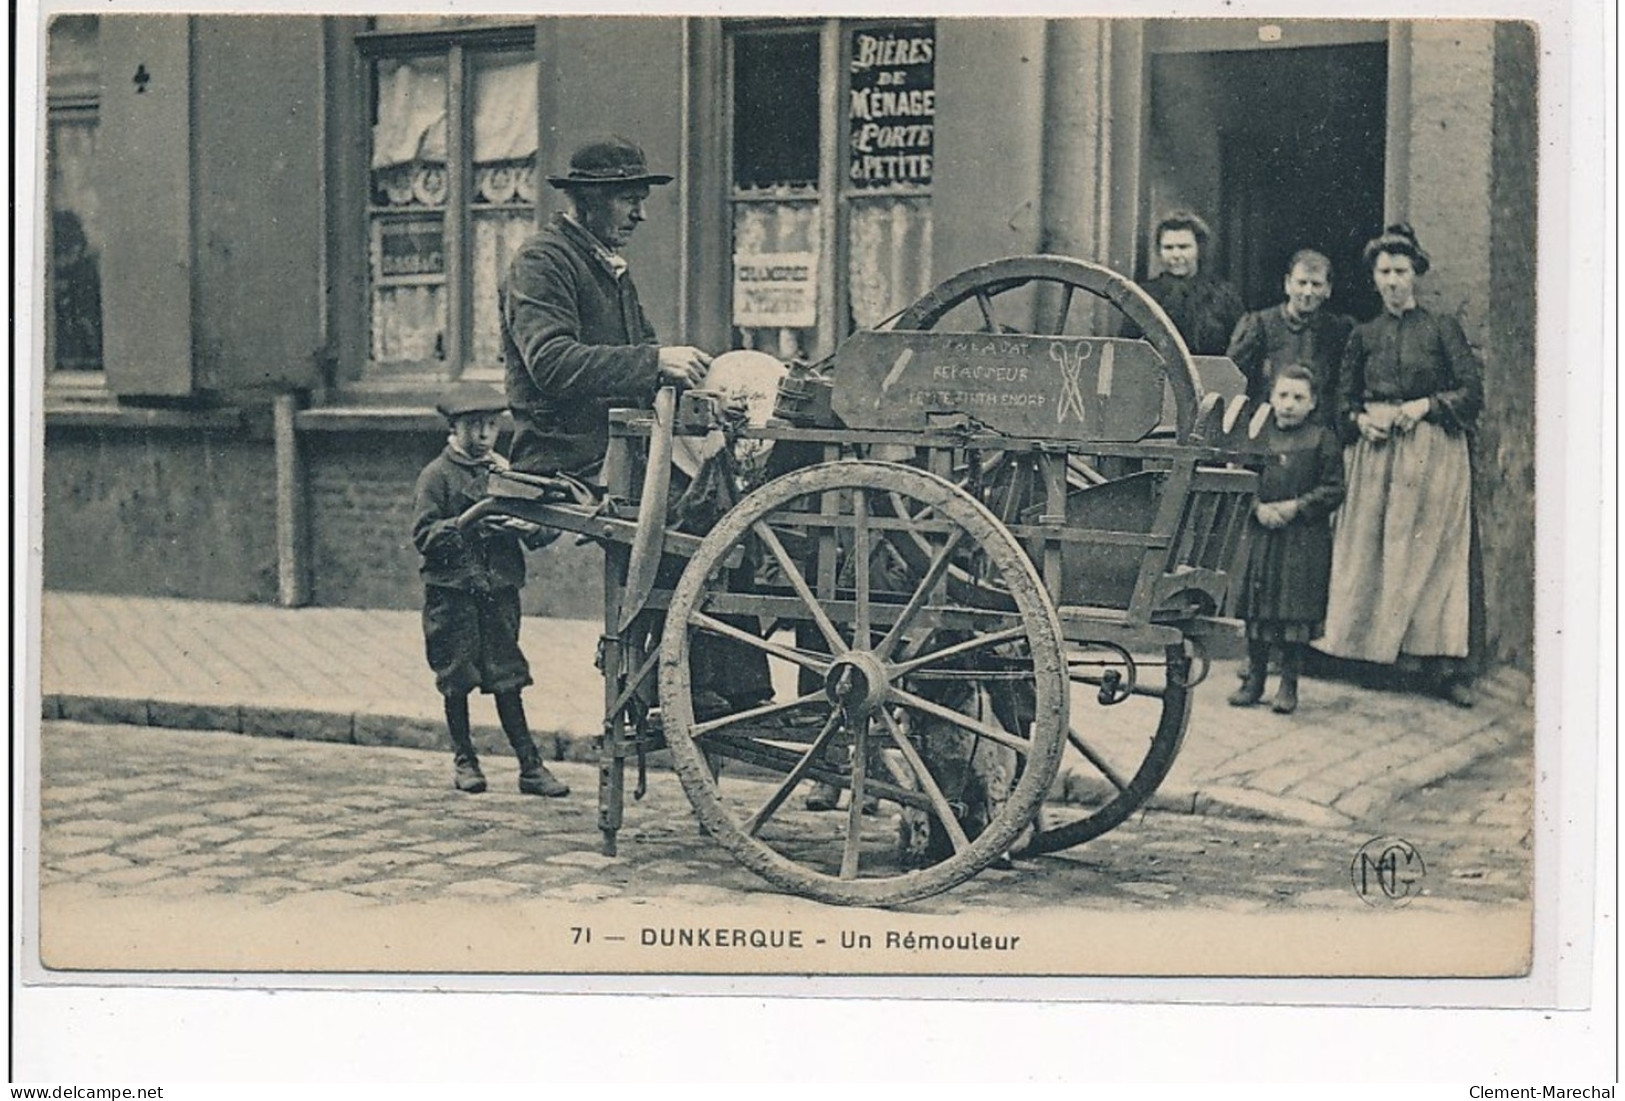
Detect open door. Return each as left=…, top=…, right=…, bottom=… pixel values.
left=1145, top=39, right=1388, bottom=320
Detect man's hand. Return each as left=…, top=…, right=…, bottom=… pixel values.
left=657, top=345, right=713, bottom=389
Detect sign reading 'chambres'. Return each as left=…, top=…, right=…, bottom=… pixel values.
left=731, top=251, right=819, bottom=329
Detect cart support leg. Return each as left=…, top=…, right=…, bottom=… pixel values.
left=598, top=726, right=626, bottom=857
left=599, top=443, right=633, bottom=856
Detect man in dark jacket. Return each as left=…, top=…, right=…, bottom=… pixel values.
left=1225, top=249, right=1355, bottom=413
left=500, top=136, right=712, bottom=478
left=500, top=136, right=768, bottom=719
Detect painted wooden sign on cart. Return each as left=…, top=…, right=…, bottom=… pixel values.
left=830, top=329, right=1168, bottom=442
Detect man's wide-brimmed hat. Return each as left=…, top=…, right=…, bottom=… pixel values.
left=547, top=136, right=674, bottom=189
left=435, top=381, right=510, bottom=420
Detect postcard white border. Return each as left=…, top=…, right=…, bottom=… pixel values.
left=9, top=0, right=1614, bottom=1082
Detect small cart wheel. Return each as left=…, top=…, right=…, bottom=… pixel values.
left=1019, top=641, right=1194, bottom=855
left=660, top=460, right=1070, bottom=907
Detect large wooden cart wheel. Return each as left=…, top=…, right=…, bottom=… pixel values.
left=659, top=461, right=1070, bottom=907
left=893, top=254, right=1204, bottom=443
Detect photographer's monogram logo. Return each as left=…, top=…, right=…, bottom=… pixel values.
left=1350, top=837, right=1426, bottom=907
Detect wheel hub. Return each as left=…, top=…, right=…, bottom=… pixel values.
left=823, top=651, right=891, bottom=718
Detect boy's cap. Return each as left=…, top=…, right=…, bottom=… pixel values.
left=435, top=382, right=510, bottom=419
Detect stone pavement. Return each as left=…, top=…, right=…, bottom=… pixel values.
left=36, top=591, right=1534, bottom=830
left=33, top=718, right=1533, bottom=974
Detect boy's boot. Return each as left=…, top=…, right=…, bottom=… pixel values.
left=1228, top=641, right=1270, bottom=707
left=444, top=694, right=486, bottom=794
left=495, top=691, right=569, bottom=797
left=1272, top=644, right=1303, bottom=714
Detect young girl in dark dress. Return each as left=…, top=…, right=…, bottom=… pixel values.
left=1230, top=363, right=1346, bottom=714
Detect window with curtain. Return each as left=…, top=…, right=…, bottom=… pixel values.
left=363, top=21, right=537, bottom=378
left=46, top=14, right=103, bottom=374
left=728, top=20, right=934, bottom=362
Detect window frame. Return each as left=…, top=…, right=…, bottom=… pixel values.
left=723, top=17, right=935, bottom=361
left=342, top=19, right=538, bottom=392
left=43, top=19, right=107, bottom=392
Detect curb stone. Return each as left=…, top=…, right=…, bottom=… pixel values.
left=41, top=694, right=603, bottom=763
left=147, top=699, right=245, bottom=735
left=40, top=690, right=1524, bottom=827
left=241, top=706, right=356, bottom=744
left=56, top=694, right=149, bottom=727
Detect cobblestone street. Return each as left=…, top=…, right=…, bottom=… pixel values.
left=31, top=717, right=1533, bottom=977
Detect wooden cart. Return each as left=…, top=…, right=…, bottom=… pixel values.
left=463, top=256, right=1268, bottom=907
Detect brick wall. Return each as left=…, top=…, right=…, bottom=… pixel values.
left=43, top=420, right=279, bottom=602
left=303, top=428, right=604, bottom=618
left=44, top=417, right=606, bottom=620
left=304, top=431, right=431, bottom=610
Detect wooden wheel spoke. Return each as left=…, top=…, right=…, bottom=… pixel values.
left=874, top=528, right=967, bottom=661
left=743, top=710, right=844, bottom=837
left=752, top=519, right=848, bottom=655
left=853, top=489, right=872, bottom=646
left=974, top=288, right=999, bottom=332
left=888, top=686, right=1033, bottom=757
left=840, top=714, right=869, bottom=879
left=890, top=625, right=1029, bottom=678
left=1050, top=282, right=1076, bottom=335
left=691, top=691, right=828, bottom=739
left=1066, top=728, right=1130, bottom=793
left=689, top=611, right=833, bottom=675
left=888, top=490, right=936, bottom=525
left=881, top=708, right=971, bottom=854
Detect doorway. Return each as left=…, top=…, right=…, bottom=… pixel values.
left=1146, top=42, right=1388, bottom=321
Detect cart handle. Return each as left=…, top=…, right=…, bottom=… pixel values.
left=618, top=385, right=679, bottom=633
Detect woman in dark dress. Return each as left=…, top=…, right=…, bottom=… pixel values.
left=1316, top=225, right=1484, bottom=706
left=1230, top=364, right=1346, bottom=714
left=1124, top=210, right=1246, bottom=356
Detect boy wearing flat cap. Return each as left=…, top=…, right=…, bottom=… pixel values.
left=411, top=381, right=568, bottom=797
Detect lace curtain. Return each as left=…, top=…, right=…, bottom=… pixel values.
left=369, top=51, right=539, bottom=369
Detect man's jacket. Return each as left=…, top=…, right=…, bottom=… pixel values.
left=500, top=213, right=661, bottom=476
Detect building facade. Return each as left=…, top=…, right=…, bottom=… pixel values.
left=39, top=15, right=1539, bottom=669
